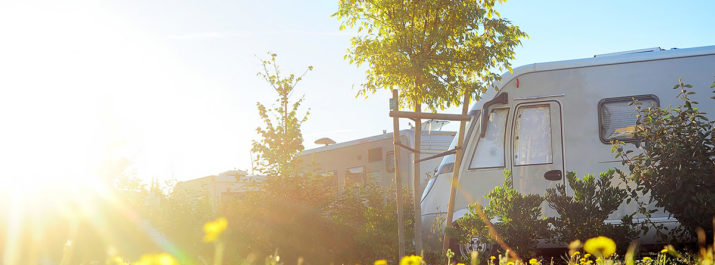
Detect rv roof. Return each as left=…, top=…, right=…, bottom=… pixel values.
left=497, top=45, right=715, bottom=92
left=301, top=129, right=456, bottom=155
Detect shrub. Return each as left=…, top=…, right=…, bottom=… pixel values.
left=457, top=170, right=550, bottom=258
left=614, top=78, right=715, bottom=241
left=545, top=170, right=638, bottom=250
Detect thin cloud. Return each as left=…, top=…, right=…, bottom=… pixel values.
left=167, top=31, right=234, bottom=40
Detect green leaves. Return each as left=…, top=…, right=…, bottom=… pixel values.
left=335, top=0, right=526, bottom=110
left=252, top=52, right=313, bottom=178
left=613, top=78, right=715, bottom=240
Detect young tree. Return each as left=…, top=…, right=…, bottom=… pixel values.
left=251, top=53, right=313, bottom=177
left=335, top=0, right=527, bottom=254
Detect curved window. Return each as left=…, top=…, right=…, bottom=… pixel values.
left=469, top=108, right=509, bottom=169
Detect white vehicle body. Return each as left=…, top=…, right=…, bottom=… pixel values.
left=301, top=129, right=455, bottom=194
left=421, top=45, right=715, bottom=250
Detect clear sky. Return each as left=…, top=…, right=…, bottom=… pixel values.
left=1, top=0, right=713, bottom=183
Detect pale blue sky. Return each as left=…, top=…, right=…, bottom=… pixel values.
left=1, top=0, right=713, bottom=182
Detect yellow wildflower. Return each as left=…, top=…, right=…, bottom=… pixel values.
left=399, top=255, right=422, bottom=265
left=507, top=262, right=514, bottom=265
left=203, top=217, right=228, bottom=242
left=529, top=258, right=538, bottom=265
left=132, top=253, right=177, bottom=265
left=375, top=260, right=387, bottom=265
left=583, top=236, right=616, bottom=257
left=491, top=256, right=496, bottom=260
left=457, top=263, right=465, bottom=265
left=660, top=248, right=668, bottom=254
left=643, top=257, right=652, bottom=261
left=572, top=251, right=580, bottom=256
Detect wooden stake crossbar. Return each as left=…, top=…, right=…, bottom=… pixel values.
left=417, top=147, right=458, bottom=163
left=396, top=142, right=418, bottom=154
left=389, top=111, right=471, bottom=121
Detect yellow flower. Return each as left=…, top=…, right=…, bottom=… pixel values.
left=643, top=257, right=652, bottom=261
left=584, top=254, right=591, bottom=259
left=572, top=251, right=580, bottom=257
left=132, top=253, right=177, bottom=265
left=375, top=260, right=387, bottom=265
left=595, top=258, right=602, bottom=262
left=490, top=256, right=496, bottom=260
left=399, top=255, right=422, bottom=265
left=660, top=248, right=668, bottom=254
left=203, top=217, right=228, bottom=242
left=507, top=262, right=514, bottom=265
left=583, top=236, right=616, bottom=257
left=457, top=263, right=465, bottom=265
left=529, top=258, right=538, bottom=265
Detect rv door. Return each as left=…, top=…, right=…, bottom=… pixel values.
left=509, top=101, right=565, bottom=213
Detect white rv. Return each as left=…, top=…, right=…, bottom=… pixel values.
left=300, top=127, right=455, bottom=194
left=420, top=45, right=715, bottom=252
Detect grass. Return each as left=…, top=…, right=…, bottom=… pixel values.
left=91, top=217, right=714, bottom=265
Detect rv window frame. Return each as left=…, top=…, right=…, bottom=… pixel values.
left=511, top=102, right=555, bottom=167
left=597, top=94, right=660, bottom=144
left=468, top=107, right=510, bottom=170
left=385, top=151, right=395, bottom=173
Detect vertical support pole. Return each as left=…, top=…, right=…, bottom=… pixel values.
left=442, top=92, right=471, bottom=252
left=391, top=89, right=406, bottom=258
left=413, top=102, right=423, bottom=254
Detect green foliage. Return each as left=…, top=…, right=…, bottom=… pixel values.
left=545, top=170, right=638, bottom=250
left=224, top=177, right=415, bottom=265
left=458, top=171, right=550, bottom=258
left=328, top=183, right=415, bottom=264
left=614, top=78, right=715, bottom=240
left=252, top=53, right=313, bottom=177
left=334, top=0, right=527, bottom=110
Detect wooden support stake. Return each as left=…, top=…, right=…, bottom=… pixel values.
left=391, top=89, right=406, bottom=258
left=413, top=102, right=423, bottom=255
left=442, top=92, right=471, bottom=252
left=390, top=111, right=471, bottom=121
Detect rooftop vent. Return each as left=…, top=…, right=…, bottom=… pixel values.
left=594, top=47, right=663, bottom=58
left=314, top=137, right=336, bottom=146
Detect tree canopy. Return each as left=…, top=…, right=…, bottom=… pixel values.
left=334, top=0, right=527, bottom=110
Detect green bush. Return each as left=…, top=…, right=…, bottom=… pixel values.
left=457, top=170, right=550, bottom=258
left=614, top=79, right=715, bottom=241
left=545, top=170, right=638, bottom=250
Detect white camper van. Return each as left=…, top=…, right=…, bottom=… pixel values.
left=301, top=127, right=455, bottom=194
left=420, top=45, right=715, bottom=252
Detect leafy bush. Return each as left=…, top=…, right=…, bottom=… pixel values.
left=457, top=171, right=550, bottom=258
left=545, top=170, right=638, bottom=250
left=614, top=79, right=715, bottom=240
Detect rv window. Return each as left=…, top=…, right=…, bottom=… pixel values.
left=368, top=147, right=383, bottom=162
left=345, top=166, right=366, bottom=187
left=469, top=108, right=509, bottom=169
left=513, top=105, right=552, bottom=166
left=385, top=151, right=395, bottom=172
left=599, top=95, right=659, bottom=142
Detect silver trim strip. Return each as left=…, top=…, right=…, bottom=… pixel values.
left=513, top=94, right=566, bottom=100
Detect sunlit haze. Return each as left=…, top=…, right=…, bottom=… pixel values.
left=1, top=0, right=713, bottom=185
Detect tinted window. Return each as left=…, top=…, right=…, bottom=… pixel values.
left=599, top=95, right=659, bottom=142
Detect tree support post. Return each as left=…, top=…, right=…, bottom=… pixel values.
left=442, top=93, right=471, bottom=252
left=413, top=102, right=423, bottom=255
left=391, top=89, right=406, bottom=258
